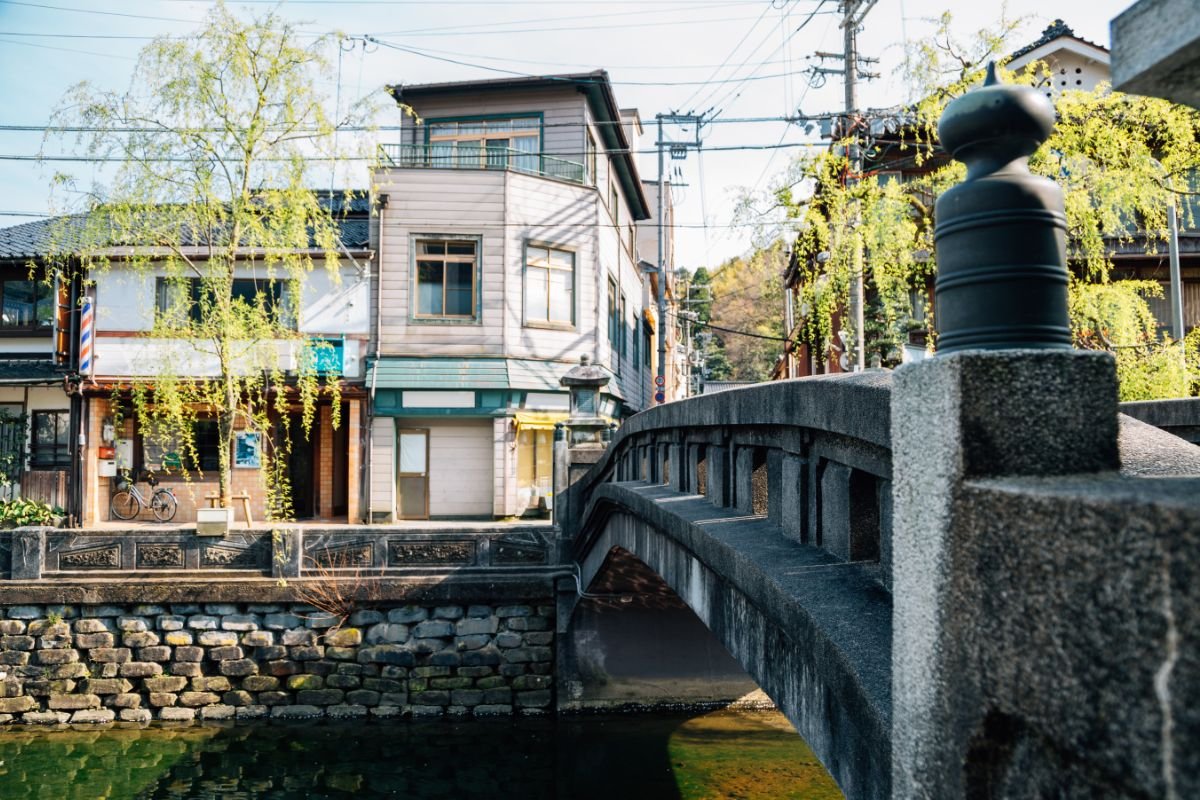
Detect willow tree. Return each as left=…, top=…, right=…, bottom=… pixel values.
left=45, top=3, right=378, bottom=516
left=772, top=13, right=1200, bottom=399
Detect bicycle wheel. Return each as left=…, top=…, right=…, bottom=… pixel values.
left=110, top=490, right=140, bottom=520
left=151, top=490, right=178, bottom=523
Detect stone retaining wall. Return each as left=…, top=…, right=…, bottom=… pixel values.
left=0, top=601, right=554, bottom=724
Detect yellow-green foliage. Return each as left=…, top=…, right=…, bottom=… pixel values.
left=778, top=12, right=1200, bottom=397
left=43, top=3, right=381, bottom=517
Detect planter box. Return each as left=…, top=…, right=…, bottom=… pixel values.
left=196, top=506, right=234, bottom=537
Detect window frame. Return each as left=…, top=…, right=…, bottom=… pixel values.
left=29, top=410, right=70, bottom=470
left=154, top=276, right=295, bottom=330
left=409, top=234, right=483, bottom=325
left=0, top=271, right=54, bottom=336
left=522, top=241, right=577, bottom=330
left=606, top=276, right=620, bottom=351
left=424, top=112, right=544, bottom=174
left=586, top=130, right=598, bottom=186
left=618, top=293, right=628, bottom=358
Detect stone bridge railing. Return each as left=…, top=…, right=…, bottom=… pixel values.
left=558, top=370, right=896, bottom=586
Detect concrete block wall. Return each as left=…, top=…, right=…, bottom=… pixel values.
left=0, top=601, right=554, bottom=724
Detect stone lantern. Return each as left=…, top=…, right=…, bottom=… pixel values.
left=559, top=354, right=611, bottom=446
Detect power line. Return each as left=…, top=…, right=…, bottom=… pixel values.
left=369, top=38, right=810, bottom=86
left=0, top=117, right=800, bottom=134
left=677, top=0, right=777, bottom=112
left=668, top=310, right=791, bottom=342
left=0, top=141, right=824, bottom=161
left=0, top=35, right=134, bottom=60
left=0, top=1, right=204, bottom=24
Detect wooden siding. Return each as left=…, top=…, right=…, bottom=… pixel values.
left=369, top=415, right=395, bottom=518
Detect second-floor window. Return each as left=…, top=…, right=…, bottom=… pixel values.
left=619, top=294, right=627, bottom=358
left=429, top=116, right=539, bottom=173
left=524, top=245, right=574, bottom=326
left=414, top=238, right=478, bottom=321
left=607, top=277, right=619, bottom=348
left=30, top=410, right=70, bottom=469
left=0, top=279, right=53, bottom=332
left=155, top=278, right=293, bottom=330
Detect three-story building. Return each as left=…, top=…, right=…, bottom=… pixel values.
left=366, top=71, right=656, bottom=520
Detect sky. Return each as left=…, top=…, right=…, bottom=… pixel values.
left=0, top=0, right=1136, bottom=270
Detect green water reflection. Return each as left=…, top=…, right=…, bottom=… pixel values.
left=0, top=709, right=843, bottom=799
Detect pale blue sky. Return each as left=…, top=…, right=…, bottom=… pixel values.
left=0, top=0, right=1134, bottom=269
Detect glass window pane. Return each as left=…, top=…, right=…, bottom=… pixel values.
left=549, top=270, right=573, bottom=323
left=526, top=247, right=548, bottom=267
left=511, top=117, right=540, bottom=131
left=399, top=433, right=427, bottom=473
left=446, top=241, right=476, bottom=256
left=526, top=267, right=548, bottom=322
left=429, top=122, right=457, bottom=137
left=2, top=281, right=36, bottom=327
left=445, top=262, right=474, bottom=316
left=419, top=241, right=445, bottom=256
left=549, top=249, right=573, bottom=269
left=417, top=261, right=444, bottom=315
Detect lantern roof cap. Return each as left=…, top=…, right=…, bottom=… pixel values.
left=560, top=354, right=611, bottom=388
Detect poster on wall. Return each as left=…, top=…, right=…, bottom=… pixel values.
left=234, top=432, right=261, bottom=469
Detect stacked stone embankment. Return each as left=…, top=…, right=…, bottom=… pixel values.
left=0, top=602, right=554, bottom=723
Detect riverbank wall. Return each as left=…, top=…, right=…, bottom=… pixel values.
left=0, top=600, right=555, bottom=723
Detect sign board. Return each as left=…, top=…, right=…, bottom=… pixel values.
left=654, top=391, right=666, bottom=403
left=654, top=375, right=665, bottom=387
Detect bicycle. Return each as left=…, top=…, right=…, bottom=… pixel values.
left=110, top=469, right=178, bottom=522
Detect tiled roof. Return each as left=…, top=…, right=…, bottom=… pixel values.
left=0, top=359, right=66, bottom=383
left=1010, top=19, right=1109, bottom=61
left=0, top=201, right=372, bottom=261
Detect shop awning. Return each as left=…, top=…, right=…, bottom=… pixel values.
left=513, top=411, right=568, bottom=432
left=367, top=357, right=565, bottom=392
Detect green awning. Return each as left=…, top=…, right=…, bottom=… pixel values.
left=367, top=357, right=566, bottom=392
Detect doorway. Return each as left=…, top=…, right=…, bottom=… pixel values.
left=396, top=428, right=429, bottom=520
left=287, top=413, right=315, bottom=519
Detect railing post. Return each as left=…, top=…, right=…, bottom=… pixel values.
left=780, top=453, right=806, bottom=542
left=10, top=528, right=46, bottom=580
left=706, top=445, right=730, bottom=507
left=891, top=66, right=1120, bottom=798
left=733, top=447, right=755, bottom=515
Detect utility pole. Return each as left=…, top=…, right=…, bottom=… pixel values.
left=654, top=112, right=703, bottom=403
left=811, top=1, right=879, bottom=371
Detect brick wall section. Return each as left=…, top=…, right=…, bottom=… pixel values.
left=317, top=405, right=334, bottom=520
left=346, top=400, right=361, bottom=523
left=84, top=398, right=363, bottom=524
left=0, top=601, right=554, bottom=723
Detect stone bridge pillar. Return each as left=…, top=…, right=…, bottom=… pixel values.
left=891, top=66, right=1123, bottom=798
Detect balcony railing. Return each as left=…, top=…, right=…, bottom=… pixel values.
left=379, top=143, right=587, bottom=185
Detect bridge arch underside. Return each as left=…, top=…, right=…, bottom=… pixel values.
left=576, top=484, right=892, bottom=800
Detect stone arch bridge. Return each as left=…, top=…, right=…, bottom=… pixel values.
left=554, top=359, right=1200, bottom=800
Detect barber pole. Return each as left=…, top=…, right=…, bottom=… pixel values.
left=79, top=298, right=93, bottom=377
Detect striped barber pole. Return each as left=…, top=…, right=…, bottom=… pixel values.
left=79, top=298, right=93, bottom=376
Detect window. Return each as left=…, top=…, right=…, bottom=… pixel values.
left=30, top=411, right=69, bottom=469
left=414, top=239, right=478, bottom=320
left=524, top=244, right=574, bottom=326
left=0, top=279, right=53, bottom=331
left=619, top=294, right=628, bottom=358
left=142, top=418, right=220, bottom=473
left=428, top=116, right=540, bottom=173
left=627, top=221, right=636, bottom=258
left=610, top=178, right=620, bottom=225
left=607, top=277, right=620, bottom=347
left=632, top=313, right=640, bottom=367
left=643, top=323, right=653, bottom=367
left=586, top=131, right=598, bottom=186
left=155, top=278, right=292, bottom=329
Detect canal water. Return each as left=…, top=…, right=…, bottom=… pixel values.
left=0, top=709, right=842, bottom=799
